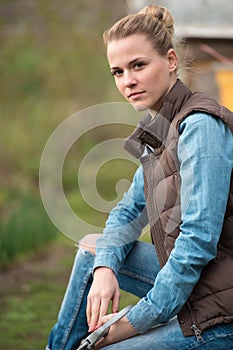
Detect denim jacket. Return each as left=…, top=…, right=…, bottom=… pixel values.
left=93, top=112, right=233, bottom=334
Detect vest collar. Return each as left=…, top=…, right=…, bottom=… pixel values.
left=124, top=79, right=192, bottom=158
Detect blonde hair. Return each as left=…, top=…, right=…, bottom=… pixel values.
left=103, top=5, right=175, bottom=56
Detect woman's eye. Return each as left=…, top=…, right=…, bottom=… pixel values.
left=111, top=69, right=123, bottom=77
left=134, top=62, right=144, bottom=69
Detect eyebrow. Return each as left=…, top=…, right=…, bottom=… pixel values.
left=110, top=57, right=147, bottom=70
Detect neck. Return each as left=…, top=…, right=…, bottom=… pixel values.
left=149, top=77, right=178, bottom=119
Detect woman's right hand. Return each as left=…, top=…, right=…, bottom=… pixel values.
left=86, top=267, right=121, bottom=332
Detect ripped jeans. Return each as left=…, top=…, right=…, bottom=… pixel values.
left=47, top=241, right=233, bottom=350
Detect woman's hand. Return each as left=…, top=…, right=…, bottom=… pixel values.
left=87, top=267, right=121, bottom=332
left=95, top=314, right=138, bottom=349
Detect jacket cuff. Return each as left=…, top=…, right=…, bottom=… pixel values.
left=126, top=298, right=160, bottom=334
left=93, top=250, right=121, bottom=275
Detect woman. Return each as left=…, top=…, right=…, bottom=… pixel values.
left=47, top=5, right=233, bottom=350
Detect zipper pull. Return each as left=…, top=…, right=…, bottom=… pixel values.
left=191, top=324, right=203, bottom=342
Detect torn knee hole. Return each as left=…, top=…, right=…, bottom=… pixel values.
left=79, top=233, right=102, bottom=255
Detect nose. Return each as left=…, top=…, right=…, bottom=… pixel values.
left=123, top=70, right=137, bottom=87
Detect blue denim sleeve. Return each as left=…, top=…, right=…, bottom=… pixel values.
left=127, top=113, right=233, bottom=333
left=93, top=165, right=148, bottom=274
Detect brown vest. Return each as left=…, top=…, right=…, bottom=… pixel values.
left=124, top=79, right=233, bottom=336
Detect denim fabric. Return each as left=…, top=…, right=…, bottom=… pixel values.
left=47, top=241, right=233, bottom=350
left=48, top=248, right=94, bottom=350
left=47, top=113, right=233, bottom=349
left=94, top=113, right=233, bottom=332
left=47, top=241, right=159, bottom=349
left=101, top=317, right=233, bottom=350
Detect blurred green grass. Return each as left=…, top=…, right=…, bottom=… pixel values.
left=0, top=191, right=58, bottom=267
left=0, top=0, right=128, bottom=265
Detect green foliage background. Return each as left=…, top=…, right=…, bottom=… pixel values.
left=0, top=0, right=133, bottom=265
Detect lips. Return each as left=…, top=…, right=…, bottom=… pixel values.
left=128, top=91, right=145, bottom=99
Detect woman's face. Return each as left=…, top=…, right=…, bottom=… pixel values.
left=107, top=34, right=178, bottom=112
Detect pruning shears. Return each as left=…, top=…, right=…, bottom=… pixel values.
left=76, top=305, right=133, bottom=350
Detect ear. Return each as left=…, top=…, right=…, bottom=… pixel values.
left=167, top=48, right=178, bottom=73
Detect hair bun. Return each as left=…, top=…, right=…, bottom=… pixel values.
left=139, top=5, right=174, bottom=37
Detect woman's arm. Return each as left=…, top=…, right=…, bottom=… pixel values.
left=93, top=164, right=147, bottom=274
left=87, top=165, right=147, bottom=331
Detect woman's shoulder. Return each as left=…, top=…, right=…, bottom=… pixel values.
left=179, top=111, right=232, bottom=136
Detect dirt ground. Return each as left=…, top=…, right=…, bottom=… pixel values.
left=0, top=238, right=76, bottom=350
left=0, top=239, right=74, bottom=298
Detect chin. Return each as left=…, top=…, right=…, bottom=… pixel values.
left=131, top=103, right=148, bottom=112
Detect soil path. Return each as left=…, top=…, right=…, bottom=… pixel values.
left=0, top=238, right=76, bottom=350
left=0, top=239, right=74, bottom=298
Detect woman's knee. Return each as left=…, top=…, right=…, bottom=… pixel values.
left=79, top=233, right=102, bottom=255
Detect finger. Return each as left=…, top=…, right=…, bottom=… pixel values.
left=86, top=293, right=95, bottom=326
left=97, top=299, right=110, bottom=326
left=87, top=296, right=101, bottom=332
left=96, top=313, right=114, bottom=328
left=111, top=290, right=120, bottom=314
left=86, top=295, right=91, bottom=326
left=90, top=301, right=100, bottom=331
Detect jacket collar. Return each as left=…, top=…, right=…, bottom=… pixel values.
left=124, top=79, right=192, bottom=158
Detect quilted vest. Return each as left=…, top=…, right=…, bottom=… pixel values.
left=124, top=79, right=233, bottom=337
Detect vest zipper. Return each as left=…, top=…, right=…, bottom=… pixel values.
left=187, top=301, right=203, bottom=342
left=191, top=324, right=203, bottom=342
